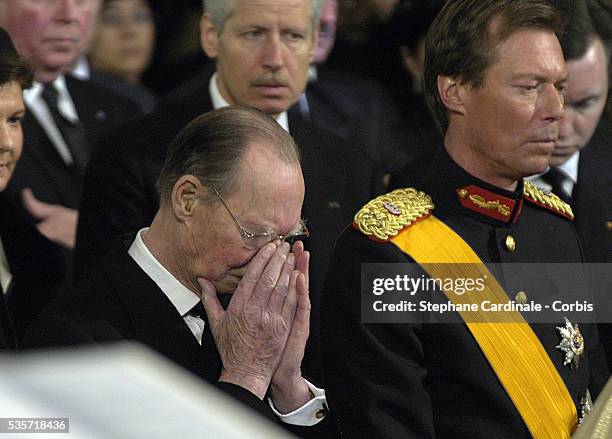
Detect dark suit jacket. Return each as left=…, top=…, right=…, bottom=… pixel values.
left=0, top=289, right=15, bottom=350
left=24, top=236, right=333, bottom=437
left=573, top=117, right=612, bottom=370
left=293, top=68, right=411, bottom=175
left=0, top=192, right=65, bottom=344
left=74, top=72, right=383, bottom=382
left=573, top=117, right=612, bottom=264
left=6, top=75, right=142, bottom=210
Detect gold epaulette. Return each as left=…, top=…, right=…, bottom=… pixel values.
left=523, top=181, right=574, bottom=220
left=353, top=188, right=434, bottom=241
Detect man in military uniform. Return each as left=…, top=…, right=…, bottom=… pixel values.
left=321, top=0, right=609, bottom=438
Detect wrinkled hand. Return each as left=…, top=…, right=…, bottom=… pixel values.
left=22, top=188, right=78, bottom=249
left=198, top=242, right=300, bottom=399
left=270, top=241, right=312, bottom=413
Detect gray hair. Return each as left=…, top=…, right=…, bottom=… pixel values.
left=157, top=106, right=301, bottom=205
left=202, top=0, right=324, bottom=32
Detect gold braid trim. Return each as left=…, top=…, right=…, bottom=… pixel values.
left=524, top=181, right=574, bottom=220
left=353, top=188, right=435, bottom=241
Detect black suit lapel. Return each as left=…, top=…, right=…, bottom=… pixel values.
left=288, top=114, right=347, bottom=247
left=19, top=113, right=80, bottom=206
left=106, top=243, right=222, bottom=382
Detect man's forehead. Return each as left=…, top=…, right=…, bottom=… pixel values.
left=492, top=29, right=565, bottom=75
left=565, top=40, right=609, bottom=100
left=231, top=0, right=313, bottom=22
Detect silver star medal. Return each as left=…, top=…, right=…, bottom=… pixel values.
left=578, top=389, right=593, bottom=426
left=556, top=317, right=585, bottom=369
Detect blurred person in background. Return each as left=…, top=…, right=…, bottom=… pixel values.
left=529, top=0, right=611, bottom=264
left=0, top=0, right=141, bottom=260
left=292, top=0, right=410, bottom=179
left=324, top=0, right=399, bottom=87
left=87, top=0, right=157, bottom=113
left=387, top=0, right=445, bottom=190
left=0, top=28, right=64, bottom=349
left=530, top=0, right=612, bottom=368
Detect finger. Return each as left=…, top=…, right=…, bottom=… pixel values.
left=232, top=243, right=276, bottom=307
left=198, top=278, right=224, bottom=334
left=291, top=240, right=304, bottom=256
left=295, top=250, right=310, bottom=292
left=251, top=242, right=290, bottom=307
left=21, top=188, right=53, bottom=219
left=281, top=270, right=300, bottom=325
left=294, top=273, right=311, bottom=332
left=268, top=253, right=295, bottom=314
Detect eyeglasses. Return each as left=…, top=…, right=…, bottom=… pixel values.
left=212, top=187, right=309, bottom=249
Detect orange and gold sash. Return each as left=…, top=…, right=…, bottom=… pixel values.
left=390, top=215, right=578, bottom=439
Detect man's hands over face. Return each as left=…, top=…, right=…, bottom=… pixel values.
left=198, top=241, right=311, bottom=411
left=269, top=241, right=312, bottom=413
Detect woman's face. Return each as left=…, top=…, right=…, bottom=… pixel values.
left=88, top=0, right=155, bottom=82
left=0, top=80, right=24, bottom=192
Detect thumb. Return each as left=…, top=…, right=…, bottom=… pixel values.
left=198, top=277, right=224, bottom=331
left=21, top=188, right=53, bottom=219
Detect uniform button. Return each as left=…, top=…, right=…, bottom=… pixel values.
left=504, top=235, right=516, bottom=252
left=315, top=408, right=326, bottom=419
left=606, top=221, right=612, bottom=231
left=515, top=291, right=528, bottom=304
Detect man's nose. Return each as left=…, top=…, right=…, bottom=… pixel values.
left=541, top=84, right=564, bottom=122
left=558, top=106, right=575, bottom=139
left=55, top=0, right=80, bottom=23
left=262, top=34, right=284, bottom=71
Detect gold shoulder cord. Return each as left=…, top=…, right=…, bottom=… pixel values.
left=353, top=188, right=435, bottom=241
left=524, top=181, right=574, bottom=220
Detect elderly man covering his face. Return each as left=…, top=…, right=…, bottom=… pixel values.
left=25, top=107, right=331, bottom=433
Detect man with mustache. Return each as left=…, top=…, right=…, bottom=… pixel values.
left=74, top=0, right=382, bottom=383
left=321, top=0, right=608, bottom=437
left=26, top=107, right=331, bottom=432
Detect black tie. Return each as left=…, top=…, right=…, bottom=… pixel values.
left=189, top=301, right=205, bottom=318
left=541, top=167, right=573, bottom=203
left=41, top=84, right=90, bottom=176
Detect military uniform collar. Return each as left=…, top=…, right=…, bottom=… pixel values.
left=423, top=148, right=524, bottom=227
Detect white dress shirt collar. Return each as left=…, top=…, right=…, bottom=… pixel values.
left=526, top=151, right=580, bottom=197
left=128, top=228, right=200, bottom=317
left=208, top=72, right=289, bottom=132
left=22, top=75, right=79, bottom=165
left=557, top=151, right=579, bottom=184
left=0, top=237, right=12, bottom=294
left=71, top=55, right=91, bottom=81
left=24, top=75, right=79, bottom=123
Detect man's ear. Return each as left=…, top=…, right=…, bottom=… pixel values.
left=171, top=175, right=203, bottom=221
left=437, top=74, right=466, bottom=115
left=200, top=13, right=219, bottom=59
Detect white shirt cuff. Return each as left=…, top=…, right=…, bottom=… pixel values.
left=267, top=379, right=327, bottom=426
